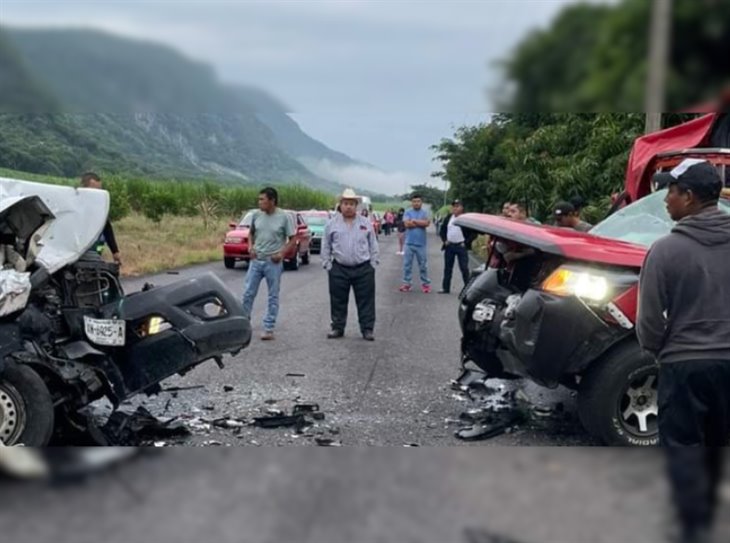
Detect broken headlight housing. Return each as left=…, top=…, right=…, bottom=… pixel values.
left=135, top=316, right=172, bottom=338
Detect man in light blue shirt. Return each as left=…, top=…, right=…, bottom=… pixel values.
left=400, top=193, right=431, bottom=293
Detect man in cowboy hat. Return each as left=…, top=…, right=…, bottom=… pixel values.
left=321, top=188, right=379, bottom=340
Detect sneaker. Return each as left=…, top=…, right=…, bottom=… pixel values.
left=421, top=284, right=432, bottom=294
left=399, top=284, right=412, bottom=292
left=362, top=330, right=375, bottom=341
left=261, top=331, right=275, bottom=341
left=327, top=329, right=344, bottom=339
left=397, top=251, right=404, bottom=255
left=437, top=289, right=450, bottom=294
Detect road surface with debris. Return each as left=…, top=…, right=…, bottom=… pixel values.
left=112, top=231, right=592, bottom=447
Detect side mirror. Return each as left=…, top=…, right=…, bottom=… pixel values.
left=228, top=222, right=237, bottom=230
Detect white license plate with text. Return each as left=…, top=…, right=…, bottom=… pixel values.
left=84, top=316, right=126, bottom=347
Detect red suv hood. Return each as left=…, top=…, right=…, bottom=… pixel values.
left=454, top=214, right=647, bottom=268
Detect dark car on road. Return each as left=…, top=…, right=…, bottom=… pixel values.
left=224, top=210, right=311, bottom=271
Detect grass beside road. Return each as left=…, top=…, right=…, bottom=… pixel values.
left=113, top=213, right=230, bottom=276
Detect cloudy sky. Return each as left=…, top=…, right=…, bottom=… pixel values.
left=1, top=0, right=584, bottom=194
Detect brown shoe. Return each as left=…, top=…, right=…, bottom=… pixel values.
left=261, top=331, right=275, bottom=341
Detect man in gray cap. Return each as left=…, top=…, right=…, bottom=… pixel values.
left=637, top=158, right=730, bottom=543
left=321, top=189, right=379, bottom=341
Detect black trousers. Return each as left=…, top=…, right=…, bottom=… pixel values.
left=659, top=360, right=730, bottom=537
left=442, top=243, right=469, bottom=292
left=328, top=261, right=375, bottom=334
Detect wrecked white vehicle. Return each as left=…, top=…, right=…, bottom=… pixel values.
left=0, top=178, right=251, bottom=445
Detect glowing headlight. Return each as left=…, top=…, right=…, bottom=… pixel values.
left=542, top=267, right=611, bottom=302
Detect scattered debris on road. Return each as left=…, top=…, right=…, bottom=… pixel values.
left=102, top=406, right=191, bottom=445
left=314, top=438, right=342, bottom=447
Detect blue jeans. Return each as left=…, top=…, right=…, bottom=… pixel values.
left=242, top=258, right=283, bottom=332
left=402, top=244, right=429, bottom=286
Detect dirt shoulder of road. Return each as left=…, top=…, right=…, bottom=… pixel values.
left=111, top=213, right=229, bottom=277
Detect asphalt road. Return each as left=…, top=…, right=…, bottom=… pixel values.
left=115, top=230, right=590, bottom=447
left=3, top=232, right=730, bottom=543
left=0, top=448, right=689, bottom=543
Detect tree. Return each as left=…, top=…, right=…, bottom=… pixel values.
left=398, top=183, right=446, bottom=209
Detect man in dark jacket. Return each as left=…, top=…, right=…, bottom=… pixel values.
left=438, top=199, right=476, bottom=294
left=637, top=158, right=730, bottom=543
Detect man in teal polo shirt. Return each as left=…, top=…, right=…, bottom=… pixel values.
left=242, top=187, right=296, bottom=340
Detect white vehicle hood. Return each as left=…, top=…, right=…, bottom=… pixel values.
left=0, top=177, right=110, bottom=274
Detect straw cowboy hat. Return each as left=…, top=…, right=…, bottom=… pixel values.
left=339, top=188, right=362, bottom=201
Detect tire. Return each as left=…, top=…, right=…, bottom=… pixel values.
left=224, top=257, right=235, bottom=269
left=301, top=250, right=310, bottom=265
left=285, top=247, right=300, bottom=271
left=578, top=341, right=659, bottom=446
left=0, top=362, right=54, bottom=446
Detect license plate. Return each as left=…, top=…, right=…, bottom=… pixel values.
left=84, top=316, right=126, bottom=346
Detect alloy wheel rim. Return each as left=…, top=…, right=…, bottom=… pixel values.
left=619, top=373, right=658, bottom=437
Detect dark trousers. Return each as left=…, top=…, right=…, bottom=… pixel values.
left=442, top=243, right=469, bottom=292
left=328, top=261, right=375, bottom=334
left=659, top=360, right=730, bottom=538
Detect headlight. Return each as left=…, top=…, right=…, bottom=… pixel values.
left=541, top=265, right=636, bottom=304
left=225, top=236, right=244, bottom=244
left=136, top=316, right=172, bottom=338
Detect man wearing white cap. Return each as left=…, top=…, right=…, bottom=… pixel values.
left=321, top=189, right=379, bottom=341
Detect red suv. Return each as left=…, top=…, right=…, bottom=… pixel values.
left=455, top=113, right=730, bottom=446
left=224, top=210, right=311, bottom=271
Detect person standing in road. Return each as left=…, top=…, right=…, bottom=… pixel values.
left=438, top=199, right=476, bottom=294
left=553, top=201, right=592, bottom=232
left=637, top=159, right=730, bottom=543
left=399, top=193, right=431, bottom=293
left=79, top=172, right=122, bottom=266
left=383, top=209, right=395, bottom=236
left=321, top=188, right=379, bottom=341
left=242, top=187, right=296, bottom=341
left=395, top=208, right=406, bottom=255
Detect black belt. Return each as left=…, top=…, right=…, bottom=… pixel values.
left=446, top=242, right=465, bottom=246
left=334, top=260, right=370, bottom=268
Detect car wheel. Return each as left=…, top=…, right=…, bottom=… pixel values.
left=285, top=249, right=300, bottom=271
left=578, top=341, right=658, bottom=446
left=0, top=362, right=54, bottom=446
left=224, top=257, right=235, bottom=269
left=301, top=250, right=310, bottom=265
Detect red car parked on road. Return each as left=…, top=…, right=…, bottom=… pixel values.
left=224, top=210, right=311, bottom=271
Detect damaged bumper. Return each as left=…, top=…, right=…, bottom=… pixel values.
left=106, top=272, right=251, bottom=399
left=461, top=287, right=631, bottom=387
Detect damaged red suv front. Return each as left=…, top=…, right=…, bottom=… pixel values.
left=455, top=114, right=730, bottom=446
